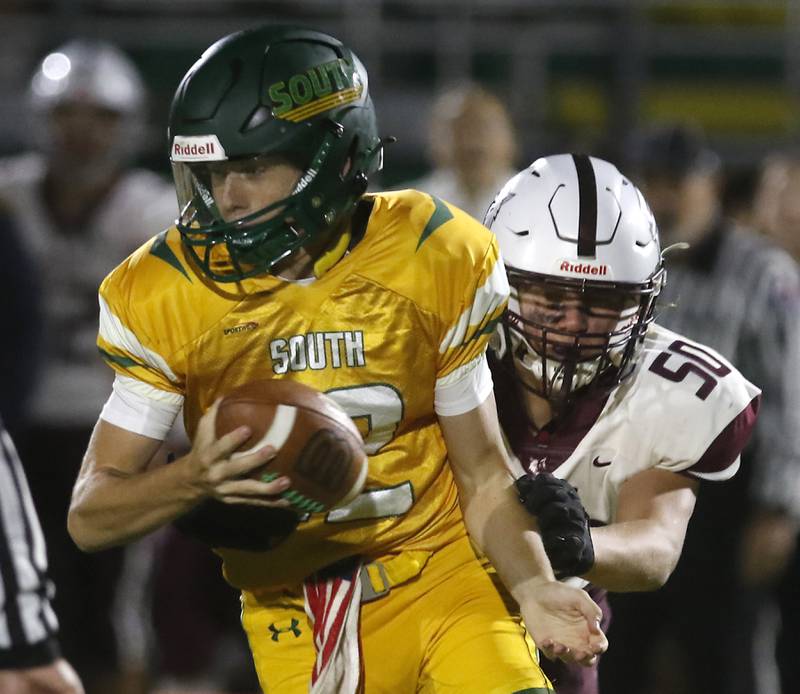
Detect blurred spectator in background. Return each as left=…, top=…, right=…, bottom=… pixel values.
left=720, top=164, right=762, bottom=231
left=0, top=207, right=42, bottom=435
left=0, top=39, right=177, bottom=694
left=752, top=151, right=800, bottom=262
left=600, top=123, right=800, bottom=694
left=0, top=416, right=84, bottom=694
left=744, top=148, right=800, bottom=694
left=401, top=82, right=517, bottom=220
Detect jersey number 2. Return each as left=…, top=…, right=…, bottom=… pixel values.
left=323, top=383, right=414, bottom=523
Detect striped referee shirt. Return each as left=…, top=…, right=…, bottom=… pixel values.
left=657, top=219, right=800, bottom=517
left=0, top=419, right=60, bottom=668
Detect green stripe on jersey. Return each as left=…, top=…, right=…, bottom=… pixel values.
left=416, top=195, right=454, bottom=251
left=98, top=347, right=144, bottom=369
left=150, top=230, right=192, bottom=281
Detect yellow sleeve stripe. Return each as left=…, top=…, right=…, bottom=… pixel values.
left=98, top=295, right=180, bottom=384
left=438, top=258, right=509, bottom=354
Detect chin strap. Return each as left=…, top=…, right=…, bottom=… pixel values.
left=313, top=230, right=352, bottom=278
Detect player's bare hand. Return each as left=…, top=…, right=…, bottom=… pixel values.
left=520, top=580, right=607, bottom=666
left=183, top=399, right=292, bottom=506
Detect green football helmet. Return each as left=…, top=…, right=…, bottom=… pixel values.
left=168, top=25, right=384, bottom=282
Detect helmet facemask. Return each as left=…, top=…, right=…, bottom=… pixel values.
left=501, top=270, right=663, bottom=404
left=174, top=119, right=383, bottom=282
left=484, top=154, right=667, bottom=407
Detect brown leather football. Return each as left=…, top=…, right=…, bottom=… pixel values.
left=215, top=379, right=368, bottom=513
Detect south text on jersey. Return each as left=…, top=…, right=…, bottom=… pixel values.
left=270, top=331, right=366, bottom=374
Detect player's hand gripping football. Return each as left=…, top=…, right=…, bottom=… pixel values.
left=184, top=399, right=292, bottom=507
left=521, top=579, right=607, bottom=666
left=516, top=472, right=595, bottom=579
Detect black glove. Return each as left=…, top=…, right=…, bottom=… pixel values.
left=166, top=453, right=299, bottom=551
left=173, top=499, right=299, bottom=551
left=515, top=472, right=595, bottom=579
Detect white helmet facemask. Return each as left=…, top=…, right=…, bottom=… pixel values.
left=485, top=154, right=664, bottom=403
left=504, top=285, right=645, bottom=401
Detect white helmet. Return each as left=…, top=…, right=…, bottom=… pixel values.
left=485, top=153, right=665, bottom=402
left=28, top=40, right=146, bottom=171
left=30, top=39, right=145, bottom=114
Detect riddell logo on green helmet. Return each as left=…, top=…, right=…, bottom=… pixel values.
left=171, top=134, right=227, bottom=162
left=268, top=58, right=363, bottom=123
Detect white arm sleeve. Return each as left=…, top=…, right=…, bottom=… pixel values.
left=100, top=375, right=183, bottom=440
left=434, top=353, right=494, bottom=417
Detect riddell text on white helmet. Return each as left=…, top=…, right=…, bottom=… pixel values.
left=558, top=260, right=609, bottom=276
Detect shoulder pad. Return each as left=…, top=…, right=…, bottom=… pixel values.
left=617, top=325, right=760, bottom=477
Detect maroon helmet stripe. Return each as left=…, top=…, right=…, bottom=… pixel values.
left=573, top=153, right=598, bottom=257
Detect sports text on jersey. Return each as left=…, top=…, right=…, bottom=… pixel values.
left=268, top=58, right=364, bottom=123
left=270, top=331, right=366, bottom=374
left=558, top=260, right=609, bottom=277
left=223, top=321, right=259, bottom=336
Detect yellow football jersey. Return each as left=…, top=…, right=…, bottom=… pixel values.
left=97, top=189, right=508, bottom=590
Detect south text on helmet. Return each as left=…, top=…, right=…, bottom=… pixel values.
left=268, top=59, right=362, bottom=122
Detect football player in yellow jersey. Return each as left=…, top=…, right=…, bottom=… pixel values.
left=67, top=25, right=606, bottom=693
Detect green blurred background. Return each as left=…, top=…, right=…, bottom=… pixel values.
left=1, top=0, right=798, bottom=185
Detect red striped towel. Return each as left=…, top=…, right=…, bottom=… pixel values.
left=303, top=561, right=365, bottom=694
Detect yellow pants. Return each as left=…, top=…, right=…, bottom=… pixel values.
left=241, top=536, right=553, bottom=693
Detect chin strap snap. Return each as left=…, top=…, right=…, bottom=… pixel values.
left=313, top=229, right=352, bottom=278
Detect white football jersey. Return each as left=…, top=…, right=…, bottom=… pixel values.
left=0, top=152, right=177, bottom=426
left=492, top=322, right=761, bottom=527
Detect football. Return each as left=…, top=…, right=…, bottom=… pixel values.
left=215, top=379, right=368, bottom=514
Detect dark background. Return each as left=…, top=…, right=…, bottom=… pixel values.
left=1, top=0, right=798, bottom=185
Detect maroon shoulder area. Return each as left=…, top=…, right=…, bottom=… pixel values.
left=489, top=354, right=611, bottom=474
left=684, top=394, right=761, bottom=479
